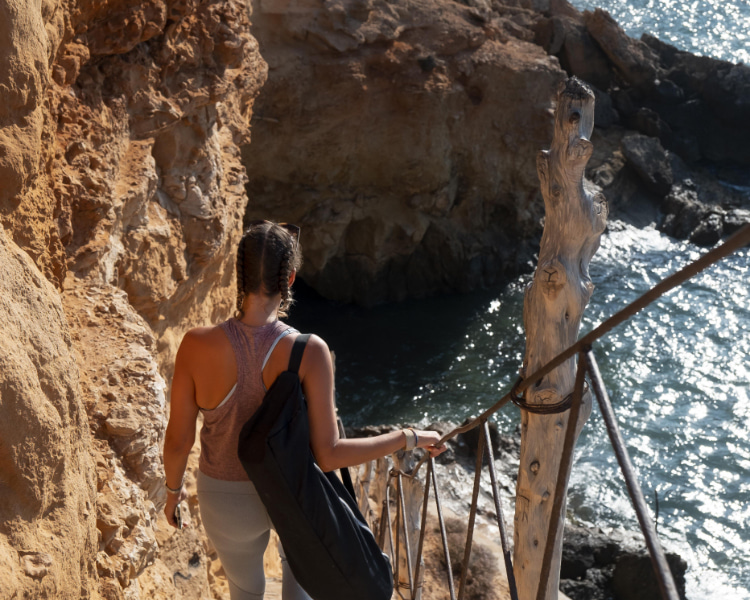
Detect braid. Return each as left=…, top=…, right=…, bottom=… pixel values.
left=235, top=236, right=247, bottom=318
left=278, top=253, right=291, bottom=316
left=235, top=221, right=302, bottom=320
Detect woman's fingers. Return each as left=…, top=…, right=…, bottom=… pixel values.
left=164, top=489, right=190, bottom=528
left=412, top=430, right=449, bottom=457
left=165, top=502, right=177, bottom=527
left=428, top=442, right=448, bottom=457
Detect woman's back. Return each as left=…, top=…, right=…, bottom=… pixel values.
left=194, top=318, right=295, bottom=481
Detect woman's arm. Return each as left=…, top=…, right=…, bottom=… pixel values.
left=163, top=332, right=201, bottom=527
left=301, top=335, right=446, bottom=472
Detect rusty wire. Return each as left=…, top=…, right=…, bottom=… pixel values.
left=430, top=456, right=457, bottom=600
left=397, top=472, right=416, bottom=596
left=585, top=350, right=681, bottom=600
left=483, top=421, right=519, bottom=600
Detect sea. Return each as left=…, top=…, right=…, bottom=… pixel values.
left=290, top=3, right=750, bottom=598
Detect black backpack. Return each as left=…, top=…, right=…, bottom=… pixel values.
left=237, top=334, right=393, bottom=600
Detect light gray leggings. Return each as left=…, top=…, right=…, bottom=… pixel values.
left=197, top=471, right=312, bottom=600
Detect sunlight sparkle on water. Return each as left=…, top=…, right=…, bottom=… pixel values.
left=569, top=0, right=750, bottom=63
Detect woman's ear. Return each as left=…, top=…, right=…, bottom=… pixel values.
left=289, top=269, right=296, bottom=287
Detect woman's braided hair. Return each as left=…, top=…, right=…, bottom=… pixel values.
left=235, top=221, right=302, bottom=319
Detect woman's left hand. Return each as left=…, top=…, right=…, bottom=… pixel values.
left=164, top=487, right=190, bottom=529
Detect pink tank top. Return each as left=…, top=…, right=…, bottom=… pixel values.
left=199, top=318, right=295, bottom=480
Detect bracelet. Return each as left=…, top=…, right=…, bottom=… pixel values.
left=403, top=428, right=418, bottom=452
left=165, top=479, right=184, bottom=495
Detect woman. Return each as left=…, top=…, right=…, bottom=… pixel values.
left=163, top=220, right=447, bottom=600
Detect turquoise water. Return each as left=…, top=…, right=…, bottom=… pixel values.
left=290, top=224, right=750, bottom=599
left=568, top=0, right=750, bottom=65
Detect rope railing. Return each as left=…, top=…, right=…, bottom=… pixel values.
left=372, top=223, right=749, bottom=600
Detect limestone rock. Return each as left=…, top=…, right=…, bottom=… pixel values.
left=0, top=225, right=98, bottom=599
left=0, top=0, right=66, bottom=285
left=584, top=9, right=661, bottom=90
left=612, top=551, right=687, bottom=600
left=1, top=0, right=268, bottom=598
left=659, top=184, right=723, bottom=245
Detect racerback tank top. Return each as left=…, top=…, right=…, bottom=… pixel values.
left=198, top=317, right=295, bottom=481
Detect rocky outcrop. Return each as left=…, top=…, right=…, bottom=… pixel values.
left=62, top=284, right=182, bottom=597
left=533, top=1, right=750, bottom=244
left=560, top=525, right=687, bottom=600
left=1, top=0, right=266, bottom=598
left=242, top=0, right=750, bottom=305
left=0, top=225, right=98, bottom=599
left=544, top=4, right=750, bottom=168
left=243, top=0, right=568, bottom=305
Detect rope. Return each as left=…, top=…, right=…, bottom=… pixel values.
left=509, top=376, right=590, bottom=414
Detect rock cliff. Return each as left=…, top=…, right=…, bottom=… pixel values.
left=1, top=0, right=266, bottom=598
left=243, top=0, right=567, bottom=305
left=0, top=226, right=98, bottom=599
left=244, top=0, right=749, bottom=307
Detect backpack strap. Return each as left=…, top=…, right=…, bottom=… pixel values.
left=288, top=334, right=311, bottom=374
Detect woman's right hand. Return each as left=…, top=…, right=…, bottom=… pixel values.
left=412, top=429, right=448, bottom=458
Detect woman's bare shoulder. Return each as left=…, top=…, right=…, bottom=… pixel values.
left=178, top=325, right=230, bottom=357
left=298, top=334, right=332, bottom=375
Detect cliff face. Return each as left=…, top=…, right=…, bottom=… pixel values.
left=243, top=0, right=566, bottom=305
left=0, top=227, right=98, bottom=599
left=244, top=0, right=750, bottom=306
left=1, top=0, right=265, bottom=598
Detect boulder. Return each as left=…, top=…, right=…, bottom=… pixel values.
left=560, top=525, right=621, bottom=580
left=560, top=525, right=688, bottom=600
left=591, top=86, right=619, bottom=129
left=584, top=9, right=661, bottom=90
left=689, top=211, right=724, bottom=246
left=658, top=183, right=735, bottom=246
left=703, top=64, right=750, bottom=125
left=538, top=15, right=613, bottom=91
left=559, top=578, right=606, bottom=600
left=612, top=551, right=687, bottom=600
left=621, top=134, right=673, bottom=197
left=660, top=184, right=707, bottom=239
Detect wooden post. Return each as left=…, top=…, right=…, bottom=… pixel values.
left=393, top=449, right=424, bottom=600
left=513, top=77, right=608, bottom=600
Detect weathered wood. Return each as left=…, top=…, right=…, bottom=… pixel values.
left=354, top=449, right=423, bottom=599
left=513, top=77, right=608, bottom=600
left=393, top=449, right=424, bottom=599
